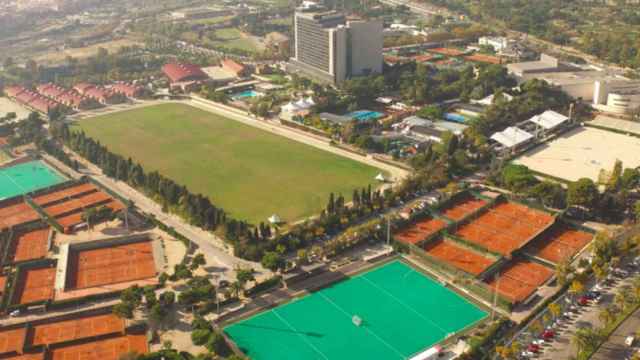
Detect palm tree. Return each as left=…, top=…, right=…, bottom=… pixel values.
left=548, top=302, right=561, bottom=319
left=571, top=327, right=601, bottom=356
left=230, top=281, right=243, bottom=299
left=598, top=305, right=617, bottom=327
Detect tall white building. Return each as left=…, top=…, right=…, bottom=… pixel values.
left=288, top=10, right=383, bottom=85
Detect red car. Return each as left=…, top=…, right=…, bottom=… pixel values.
left=542, top=330, right=555, bottom=340
left=578, top=296, right=590, bottom=306
left=528, top=343, right=540, bottom=353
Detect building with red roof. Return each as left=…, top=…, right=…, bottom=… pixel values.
left=28, top=95, right=60, bottom=114
left=76, top=84, right=124, bottom=105
left=4, top=85, right=27, bottom=99
left=221, top=59, right=248, bottom=77
left=15, top=90, right=39, bottom=106
left=162, top=63, right=209, bottom=83
left=36, top=83, right=68, bottom=99
left=73, top=83, right=96, bottom=95
left=110, top=83, right=145, bottom=98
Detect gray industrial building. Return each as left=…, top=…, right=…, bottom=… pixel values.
left=288, top=9, right=383, bottom=85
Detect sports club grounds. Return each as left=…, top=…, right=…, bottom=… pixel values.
left=225, top=260, right=487, bottom=360
left=394, top=190, right=594, bottom=307
left=0, top=309, right=147, bottom=359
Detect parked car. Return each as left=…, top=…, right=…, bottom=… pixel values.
left=527, top=343, right=540, bottom=353
left=578, top=296, right=590, bottom=306
left=586, top=291, right=601, bottom=300
left=626, top=335, right=635, bottom=347
left=542, top=329, right=555, bottom=340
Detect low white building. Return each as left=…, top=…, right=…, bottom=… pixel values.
left=479, top=36, right=510, bottom=52
left=527, top=110, right=570, bottom=131
left=279, top=97, right=315, bottom=121
left=593, top=79, right=640, bottom=115
left=490, top=127, right=534, bottom=150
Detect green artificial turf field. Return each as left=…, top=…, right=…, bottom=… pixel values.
left=224, top=260, right=487, bottom=360
left=0, top=160, right=67, bottom=200
left=76, top=103, right=382, bottom=223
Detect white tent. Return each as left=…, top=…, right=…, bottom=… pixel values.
left=490, top=127, right=533, bottom=148
left=302, top=97, right=315, bottom=107
left=473, top=93, right=514, bottom=106
left=281, top=102, right=300, bottom=112
left=268, top=214, right=282, bottom=224
left=375, top=173, right=386, bottom=182
left=527, top=110, right=569, bottom=130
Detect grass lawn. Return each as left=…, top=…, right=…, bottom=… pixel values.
left=75, top=103, right=383, bottom=224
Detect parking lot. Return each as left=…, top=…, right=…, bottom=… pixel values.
left=510, top=259, right=640, bottom=360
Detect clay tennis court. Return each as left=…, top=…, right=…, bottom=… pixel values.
left=0, top=275, right=6, bottom=296
left=66, top=240, right=156, bottom=290
left=529, top=224, right=594, bottom=264
left=424, top=239, right=496, bottom=276
left=0, top=327, right=27, bottom=354
left=395, top=216, right=447, bottom=245
left=485, top=259, right=554, bottom=303
left=35, top=183, right=124, bottom=233
left=428, top=47, right=465, bottom=56
left=32, top=313, right=124, bottom=347
left=454, top=202, right=554, bottom=256
left=50, top=333, right=148, bottom=360
left=3, top=353, right=45, bottom=360
left=8, top=227, right=50, bottom=263
left=32, top=183, right=97, bottom=207
left=13, top=266, right=56, bottom=305
left=440, top=195, right=487, bottom=221
left=464, top=54, right=501, bottom=64
left=0, top=201, right=41, bottom=230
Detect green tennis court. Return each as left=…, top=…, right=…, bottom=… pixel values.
left=225, top=260, right=487, bottom=360
left=0, top=160, right=66, bottom=200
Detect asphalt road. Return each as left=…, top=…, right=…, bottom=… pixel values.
left=592, top=307, right=640, bottom=360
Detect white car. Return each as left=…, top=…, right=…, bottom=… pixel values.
left=626, top=335, right=635, bottom=347
left=9, top=310, right=21, bottom=317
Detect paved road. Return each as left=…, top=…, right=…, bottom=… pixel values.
left=53, top=146, right=266, bottom=281
left=592, top=307, right=640, bottom=360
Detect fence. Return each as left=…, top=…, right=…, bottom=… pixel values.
left=402, top=240, right=512, bottom=311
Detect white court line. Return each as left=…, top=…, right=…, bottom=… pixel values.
left=316, top=291, right=406, bottom=359
left=271, top=309, right=329, bottom=360
left=360, top=273, right=449, bottom=336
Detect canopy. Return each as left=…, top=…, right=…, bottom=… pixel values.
left=490, top=127, right=533, bottom=148
left=528, top=110, right=569, bottom=130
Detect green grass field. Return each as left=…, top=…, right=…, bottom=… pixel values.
left=75, top=103, right=383, bottom=223
left=225, top=260, right=487, bottom=360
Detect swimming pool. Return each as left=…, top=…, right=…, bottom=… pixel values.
left=347, top=110, right=384, bottom=122
left=231, top=90, right=261, bottom=101
left=444, top=113, right=467, bottom=123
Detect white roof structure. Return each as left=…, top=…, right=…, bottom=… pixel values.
left=268, top=214, right=282, bottom=224
left=473, top=93, right=514, bottom=106
left=528, top=110, right=569, bottom=130
left=403, top=116, right=433, bottom=128
left=375, top=173, right=386, bottom=182
left=490, top=127, right=534, bottom=148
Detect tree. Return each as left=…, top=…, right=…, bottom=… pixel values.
left=191, top=253, right=206, bottom=271
left=206, top=331, right=230, bottom=356
left=569, top=280, right=585, bottom=298
left=548, top=302, right=561, bottom=319
left=416, top=105, right=443, bottom=119
left=634, top=201, right=640, bottom=222
left=598, top=305, right=617, bottom=327
left=236, top=268, right=255, bottom=286
left=501, top=164, right=537, bottom=194
left=571, top=327, right=601, bottom=356
left=113, top=302, right=134, bottom=319
left=567, top=178, right=599, bottom=210
left=192, top=328, right=213, bottom=346
left=261, top=251, right=284, bottom=271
